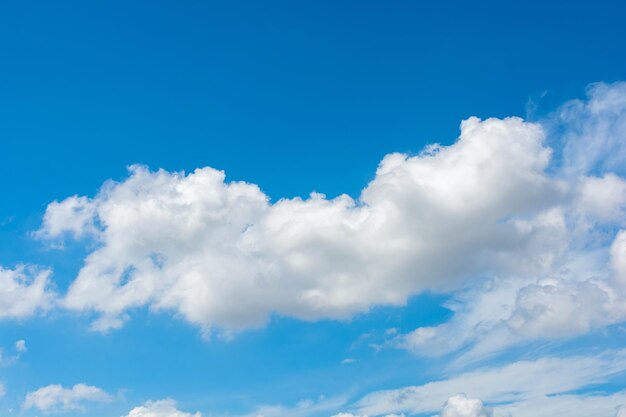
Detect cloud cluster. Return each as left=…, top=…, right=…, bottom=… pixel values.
left=353, top=350, right=626, bottom=417
left=0, top=266, right=55, bottom=320
left=23, top=383, right=112, bottom=413
left=122, top=399, right=201, bottom=417
left=40, top=113, right=570, bottom=333
left=30, top=82, right=626, bottom=348
left=3, top=80, right=626, bottom=417
left=399, top=230, right=626, bottom=363
left=395, top=82, right=626, bottom=360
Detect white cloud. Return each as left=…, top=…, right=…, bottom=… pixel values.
left=346, top=390, right=626, bottom=417
left=612, top=229, right=626, bottom=284
left=23, top=383, right=112, bottom=413
left=15, top=339, right=26, bottom=353
left=331, top=413, right=404, bottom=417
left=122, top=399, right=201, bottom=417
left=18, top=79, right=626, bottom=417
left=505, top=276, right=624, bottom=338
left=398, top=277, right=525, bottom=358
left=40, top=116, right=568, bottom=333
left=394, top=82, right=626, bottom=359
left=437, top=394, right=491, bottom=417
left=355, top=349, right=626, bottom=416
left=30, top=80, right=626, bottom=360
left=0, top=339, right=28, bottom=366
left=35, top=195, right=98, bottom=241
left=576, top=173, right=626, bottom=225
left=331, top=414, right=366, bottom=417
left=492, top=391, right=626, bottom=417
left=556, top=82, right=626, bottom=177
left=398, top=228, right=626, bottom=364
left=0, top=266, right=55, bottom=319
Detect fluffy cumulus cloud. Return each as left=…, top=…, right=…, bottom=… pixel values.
left=17, top=81, right=626, bottom=417
left=23, top=383, right=112, bottom=413
left=394, top=82, right=626, bottom=360
left=40, top=115, right=567, bottom=333
left=437, top=394, right=491, bottom=417
left=32, top=81, right=626, bottom=346
left=0, top=266, right=55, bottom=319
left=122, top=399, right=201, bottom=417
left=36, top=195, right=98, bottom=241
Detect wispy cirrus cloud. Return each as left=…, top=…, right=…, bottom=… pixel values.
left=342, top=349, right=626, bottom=417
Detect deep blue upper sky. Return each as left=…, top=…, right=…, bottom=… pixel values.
left=1, top=0, right=625, bottom=210
left=1, top=2, right=626, bottom=417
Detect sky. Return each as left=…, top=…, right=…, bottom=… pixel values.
left=1, top=1, right=626, bottom=416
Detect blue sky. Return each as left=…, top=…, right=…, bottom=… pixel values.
left=1, top=1, right=626, bottom=417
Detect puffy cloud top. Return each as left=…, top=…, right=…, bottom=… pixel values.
left=27, top=81, right=626, bottom=352
left=122, top=399, right=201, bottom=417
left=40, top=116, right=566, bottom=334
left=438, top=394, right=491, bottom=417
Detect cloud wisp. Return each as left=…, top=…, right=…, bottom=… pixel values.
left=347, top=349, right=626, bottom=417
